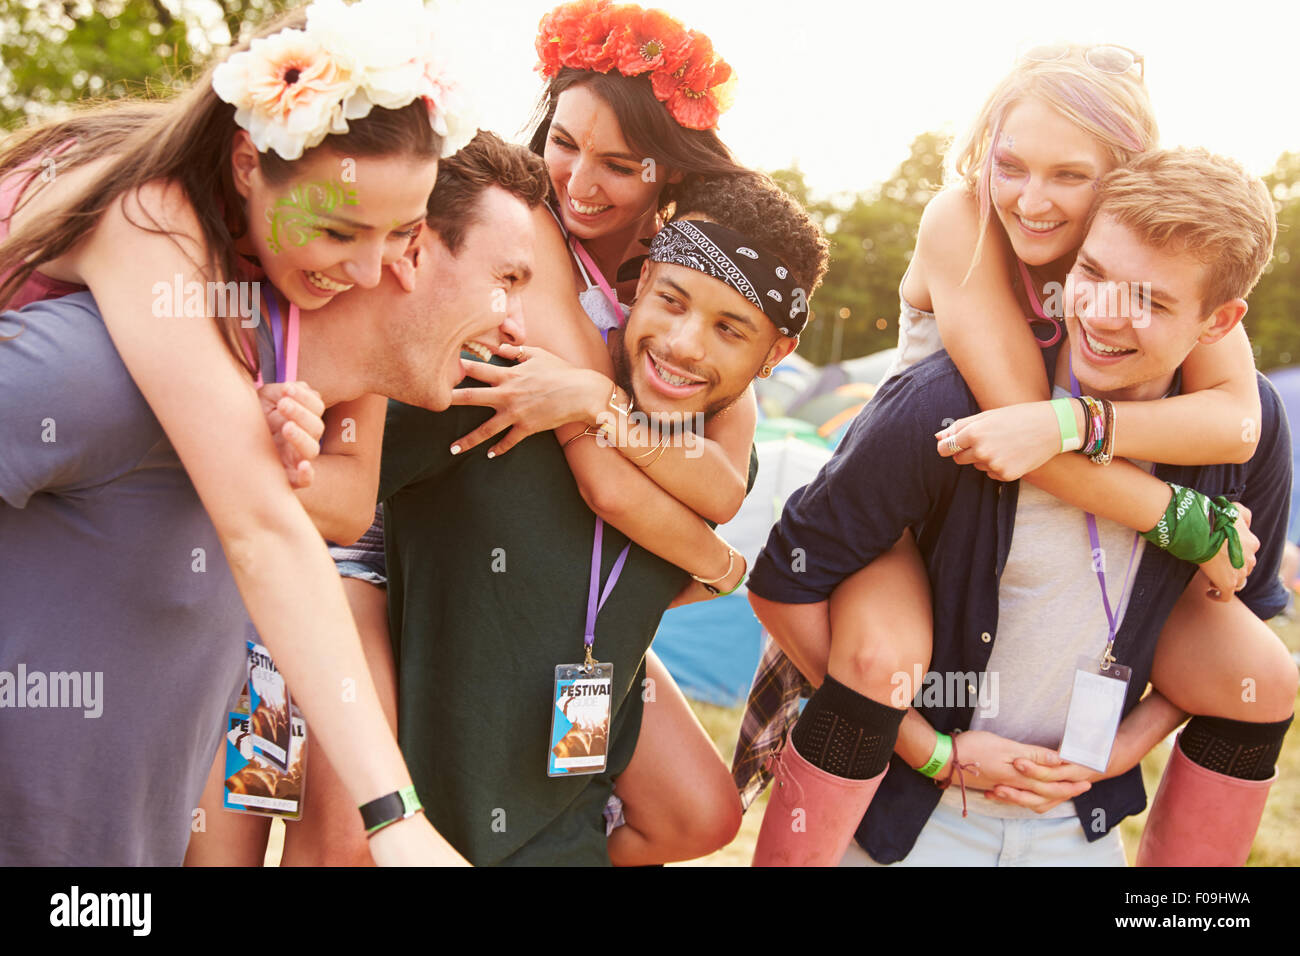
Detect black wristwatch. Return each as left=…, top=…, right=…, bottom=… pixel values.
left=360, top=785, right=423, bottom=836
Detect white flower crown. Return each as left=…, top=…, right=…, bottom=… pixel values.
left=213, top=0, right=477, bottom=161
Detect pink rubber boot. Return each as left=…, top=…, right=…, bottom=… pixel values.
left=1135, top=732, right=1275, bottom=867
left=751, top=735, right=887, bottom=867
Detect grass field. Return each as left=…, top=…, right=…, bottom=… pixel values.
left=263, top=617, right=1300, bottom=866
left=675, top=615, right=1300, bottom=867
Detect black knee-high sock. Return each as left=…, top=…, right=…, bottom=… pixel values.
left=791, top=675, right=904, bottom=779
left=1179, top=714, right=1294, bottom=781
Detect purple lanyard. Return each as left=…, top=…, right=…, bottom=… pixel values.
left=585, top=517, right=632, bottom=653
left=264, top=291, right=287, bottom=385
left=1069, top=354, right=1141, bottom=662
left=247, top=286, right=299, bottom=388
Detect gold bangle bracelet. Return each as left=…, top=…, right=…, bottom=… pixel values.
left=562, top=426, right=603, bottom=450
left=627, top=433, right=667, bottom=462
left=636, top=441, right=670, bottom=468
left=607, top=385, right=634, bottom=418
left=691, top=546, right=735, bottom=590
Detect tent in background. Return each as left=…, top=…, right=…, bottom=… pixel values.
left=653, top=435, right=833, bottom=706
left=654, top=348, right=895, bottom=705
left=786, top=347, right=897, bottom=418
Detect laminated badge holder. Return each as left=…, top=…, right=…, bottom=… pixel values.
left=570, top=234, right=627, bottom=336
left=1057, top=353, right=1142, bottom=773
left=548, top=518, right=631, bottom=777
left=546, top=237, right=629, bottom=777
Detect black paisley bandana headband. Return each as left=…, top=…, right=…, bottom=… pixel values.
left=647, top=220, right=808, bottom=337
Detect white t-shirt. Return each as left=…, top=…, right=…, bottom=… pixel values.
left=942, top=386, right=1148, bottom=819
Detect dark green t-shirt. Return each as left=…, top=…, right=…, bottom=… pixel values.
left=380, top=366, right=755, bottom=866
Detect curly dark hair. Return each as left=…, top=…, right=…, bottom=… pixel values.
left=669, top=172, right=829, bottom=299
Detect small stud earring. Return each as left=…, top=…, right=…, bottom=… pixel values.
left=760, top=364, right=772, bottom=378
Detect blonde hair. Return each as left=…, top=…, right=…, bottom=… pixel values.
left=1095, top=148, right=1277, bottom=312
left=951, top=48, right=1159, bottom=275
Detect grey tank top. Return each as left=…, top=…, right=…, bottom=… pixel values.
left=878, top=274, right=943, bottom=385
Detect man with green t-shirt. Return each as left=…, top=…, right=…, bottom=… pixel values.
left=379, top=174, right=829, bottom=864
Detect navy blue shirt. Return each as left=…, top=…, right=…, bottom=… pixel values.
left=747, top=345, right=1291, bottom=863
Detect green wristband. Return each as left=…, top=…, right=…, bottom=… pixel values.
left=1050, top=397, right=1082, bottom=452
left=360, top=784, right=424, bottom=836
left=716, top=574, right=747, bottom=599
left=1142, top=484, right=1244, bottom=569
left=918, top=732, right=953, bottom=778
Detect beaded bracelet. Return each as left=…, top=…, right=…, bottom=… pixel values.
left=1078, top=394, right=1106, bottom=456
left=1089, top=399, right=1115, bottom=465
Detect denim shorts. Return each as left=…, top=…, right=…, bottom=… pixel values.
left=332, top=558, right=387, bottom=588
left=841, top=800, right=1126, bottom=867
left=328, top=505, right=387, bottom=588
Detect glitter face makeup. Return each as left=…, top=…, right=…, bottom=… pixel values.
left=265, top=180, right=359, bottom=254
left=988, top=98, right=1111, bottom=271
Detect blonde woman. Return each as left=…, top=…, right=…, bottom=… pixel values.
left=741, top=46, right=1294, bottom=867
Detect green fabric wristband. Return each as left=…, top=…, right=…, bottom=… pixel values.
left=918, top=732, right=953, bottom=778
left=1141, top=484, right=1244, bottom=568
left=1050, top=397, right=1082, bottom=452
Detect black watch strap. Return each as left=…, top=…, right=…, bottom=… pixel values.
left=360, top=784, right=423, bottom=835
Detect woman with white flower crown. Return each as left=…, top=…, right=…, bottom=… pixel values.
left=0, top=0, right=473, bottom=864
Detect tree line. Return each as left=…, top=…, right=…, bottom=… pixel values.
left=4, top=1, right=1296, bottom=370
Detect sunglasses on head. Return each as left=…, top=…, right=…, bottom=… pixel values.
left=1022, top=43, right=1144, bottom=79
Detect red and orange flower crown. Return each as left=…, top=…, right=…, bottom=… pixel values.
left=535, top=0, right=736, bottom=131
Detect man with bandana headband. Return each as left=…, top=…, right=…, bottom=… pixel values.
left=378, top=171, right=828, bottom=866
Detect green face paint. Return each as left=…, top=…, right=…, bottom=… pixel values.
left=265, top=180, right=360, bottom=255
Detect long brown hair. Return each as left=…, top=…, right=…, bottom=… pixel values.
left=525, top=67, right=745, bottom=217
left=0, top=4, right=441, bottom=374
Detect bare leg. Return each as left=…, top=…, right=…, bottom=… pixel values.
left=752, top=532, right=934, bottom=866
left=1151, top=578, right=1298, bottom=723
left=607, top=649, right=742, bottom=865
left=826, top=530, right=934, bottom=703
left=1137, top=576, right=1297, bottom=867
left=281, top=578, right=398, bottom=866
left=184, top=742, right=272, bottom=866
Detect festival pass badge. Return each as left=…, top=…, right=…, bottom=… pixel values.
left=1058, top=655, right=1131, bottom=773
left=246, top=639, right=293, bottom=772
left=222, top=693, right=308, bottom=819
left=547, top=662, right=613, bottom=777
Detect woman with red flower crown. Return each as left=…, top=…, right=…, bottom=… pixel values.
left=522, top=1, right=754, bottom=865
left=0, top=0, right=472, bottom=864
left=326, top=0, right=779, bottom=865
